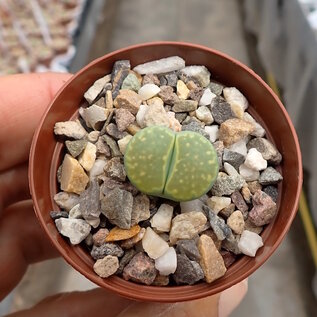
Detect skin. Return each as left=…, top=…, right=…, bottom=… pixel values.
left=0, top=73, right=247, bottom=316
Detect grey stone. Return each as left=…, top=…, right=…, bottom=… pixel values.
left=213, top=140, right=224, bottom=169
left=220, top=250, right=237, bottom=268
left=158, top=85, right=178, bottom=105
left=211, top=98, right=235, bottom=124
left=122, top=73, right=141, bottom=92
left=231, top=190, right=248, bottom=213
left=211, top=172, right=245, bottom=196
left=116, top=249, right=136, bottom=275
left=209, top=81, right=224, bottom=95
left=182, top=121, right=209, bottom=139
left=263, top=186, right=278, bottom=203
left=204, top=206, right=233, bottom=241
left=131, top=194, right=150, bottom=225
left=112, top=69, right=130, bottom=99
left=179, top=65, right=211, bottom=87
left=176, top=239, right=201, bottom=261
left=84, top=233, right=93, bottom=246
left=79, top=180, right=101, bottom=223
left=249, top=190, right=277, bottom=226
left=111, top=60, right=130, bottom=82
left=142, top=74, right=160, bottom=86
left=189, top=87, right=204, bottom=102
left=247, top=137, right=282, bottom=165
left=95, top=97, right=106, bottom=108
left=101, top=187, right=133, bottom=229
left=95, top=137, right=111, bottom=156
left=175, top=113, right=187, bottom=123
left=105, top=123, right=127, bottom=140
left=50, top=211, right=68, bottom=220
left=55, top=218, right=91, bottom=245
left=99, top=110, right=114, bottom=135
left=91, top=243, right=124, bottom=260
left=223, top=149, right=245, bottom=170
left=65, top=140, right=87, bottom=158
left=133, top=56, right=185, bottom=75
left=159, top=75, right=168, bottom=86
left=100, top=176, right=138, bottom=196
left=102, top=135, right=121, bottom=157
left=104, top=157, right=126, bottom=181
left=172, top=100, right=198, bottom=112
left=222, top=234, right=242, bottom=255
left=123, top=252, right=157, bottom=285
left=115, top=108, right=135, bottom=132
left=259, top=167, right=283, bottom=185
left=173, top=254, right=204, bottom=285
left=54, top=192, right=79, bottom=211
left=182, top=116, right=204, bottom=127
left=164, top=72, right=178, bottom=87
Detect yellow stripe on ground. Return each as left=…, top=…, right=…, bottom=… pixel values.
left=266, top=72, right=317, bottom=268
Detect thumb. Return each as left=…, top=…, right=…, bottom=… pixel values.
left=7, top=288, right=132, bottom=317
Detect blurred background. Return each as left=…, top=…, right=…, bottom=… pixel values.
left=0, top=0, right=317, bottom=316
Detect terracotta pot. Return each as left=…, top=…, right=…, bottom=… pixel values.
left=29, top=42, right=302, bottom=302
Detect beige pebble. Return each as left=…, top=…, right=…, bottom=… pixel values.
left=78, top=142, right=97, bottom=172
left=198, top=234, right=226, bottom=283
left=177, top=80, right=190, bottom=99
left=60, top=154, right=89, bottom=194
left=227, top=210, right=245, bottom=234
left=93, top=255, right=119, bottom=278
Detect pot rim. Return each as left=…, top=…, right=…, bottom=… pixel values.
left=29, top=41, right=303, bottom=302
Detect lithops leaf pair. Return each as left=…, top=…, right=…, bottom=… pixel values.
left=124, top=126, right=219, bottom=201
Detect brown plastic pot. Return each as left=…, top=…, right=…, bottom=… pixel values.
left=29, top=42, right=302, bottom=303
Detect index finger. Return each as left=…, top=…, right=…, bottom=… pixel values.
left=0, top=73, right=72, bottom=172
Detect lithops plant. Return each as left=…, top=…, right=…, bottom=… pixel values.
left=124, top=126, right=219, bottom=201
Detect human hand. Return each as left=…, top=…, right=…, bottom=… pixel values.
left=0, top=73, right=247, bottom=317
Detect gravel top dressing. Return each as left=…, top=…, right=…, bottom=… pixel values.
left=52, top=56, right=283, bottom=286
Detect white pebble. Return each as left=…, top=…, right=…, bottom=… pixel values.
left=133, top=56, right=185, bottom=75
left=199, top=88, right=216, bottom=106
left=155, top=247, right=177, bottom=276
left=89, top=159, right=107, bottom=180
left=224, top=162, right=239, bottom=177
left=84, top=74, right=111, bottom=104
left=196, top=106, right=214, bottom=124
left=55, top=218, right=91, bottom=245
left=223, top=87, right=248, bottom=111
left=142, top=227, right=169, bottom=259
left=83, top=105, right=109, bottom=130
left=243, top=112, right=265, bottom=137
left=136, top=104, right=149, bottom=128
left=138, top=84, right=161, bottom=100
left=180, top=199, right=204, bottom=213
left=204, top=125, right=219, bottom=142
left=244, top=148, right=267, bottom=171
left=69, top=204, right=82, bottom=219
left=78, top=142, right=97, bottom=172
left=238, top=230, right=263, bottom=257
left=167, top=112, right=182, bottom=132
left=54, top=120, right=87, bottom=140
left=118, top=135, right=133, bottom=154
left=239, top=163, right=260, bottom=181
left=228, top=138, right=248, bottom=157
left=150, top=204, right=173, bottom=232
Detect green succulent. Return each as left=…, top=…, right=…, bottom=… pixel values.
left=124, top=126, right=219, bottom=201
